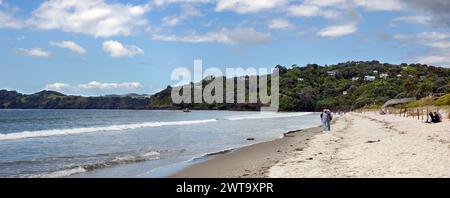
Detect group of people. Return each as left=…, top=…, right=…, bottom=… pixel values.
left=319, top=108, right=444, bottom=131
left=320, top=109, right=333, bottom=132
left=426, top=112, right=443, bottom=123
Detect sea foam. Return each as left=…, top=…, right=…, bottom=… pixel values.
left=0, top=119, right=217, bottom=141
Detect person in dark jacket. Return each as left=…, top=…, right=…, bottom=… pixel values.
left=426, top=112, right=434, bottom=123
left=320, top=109, right=333, bottom=132
left=433, top=112, right=441, bottom=123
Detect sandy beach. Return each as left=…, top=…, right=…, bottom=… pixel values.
left=170, top=126, right=322, bottom=178
left=172, top=111, right=450, bottom=178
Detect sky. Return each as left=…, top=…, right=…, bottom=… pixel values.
left=0, top=0, right=449, bottom=96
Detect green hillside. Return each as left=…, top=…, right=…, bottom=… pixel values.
left=1, top=61, right=449, bottom=111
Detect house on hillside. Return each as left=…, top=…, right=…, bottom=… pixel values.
left=364, top=75, right=376, bottom=81
left=351, top=77, right=360, bottom=81
left=327, top=71, right=337, bottom=76
left=380, top=73, right=389, bottom=79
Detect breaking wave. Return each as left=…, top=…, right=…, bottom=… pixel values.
left=0, top=119, right=217, bottom=141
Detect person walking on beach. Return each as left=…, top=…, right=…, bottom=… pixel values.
left=321, top=109, right=332, bottom=132
left=326, top=109, right=332, bottom=131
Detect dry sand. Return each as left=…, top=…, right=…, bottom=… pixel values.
left=171, top=110, right=450, bottom=178
left=269, top=111, right=450, bottom=178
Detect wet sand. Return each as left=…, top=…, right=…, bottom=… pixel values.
left=170, top=126, right=322, bottom=178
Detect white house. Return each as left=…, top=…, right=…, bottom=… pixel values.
left=380, top=73, right=389, bottom=78
left=327, top=71, right=337, bottom=76
left=343, top=91, right=348, bottom=95
left=298, top=78, right=304, bottom=81
left=364, top=75, right=376, bottom=81
left=373, top=70, right=379, bottom=74
left=351, top=77, right=360, bottom=81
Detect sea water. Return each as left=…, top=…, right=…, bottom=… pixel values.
left=0, top=109, right=320, bottom=178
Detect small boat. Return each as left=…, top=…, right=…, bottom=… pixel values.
left=183, top=108, right=191, bottom=113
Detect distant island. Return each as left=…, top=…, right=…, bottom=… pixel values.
left=1, top=61, right=449, bottom=111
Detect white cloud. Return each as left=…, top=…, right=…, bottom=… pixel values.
left=428, top=41, right=450, bottom=49
left=394, top=31, right=450, bottom=67
left=391, top=15, right=432, bottom=26
left=45, top=83, right=70, bottom=91
left=17, top=48, right=51, bottom=58
left=417, top=55, right=449, bottom=65
left=0, top=2, right=23, bottom=28
left=27, top=0, right=150, bottom=37
left=78, top=81, right=143, bottom=90
left=303, top=0, right=344, bottom=7
left=152, top=0, right=210, bottom=7
left=288, top=5, right=320, bottom=17
left=288, top=0, right=404, bottom=19
left=0, top=11, right=22, bottom=28
left=161, top=4, right=202, bottom=26
left=317, top=23, right=357, bottom=38
left=50, top=40, right=86, bottom=55
left=152, top=27, right=269, bottom=44
left=394, top=32, right=450, bottom=44
left=45, top=81, right=144, bottom=92
left=354, top=0, right=405, bottom=11
left=288, top=4, right=340, bottom=18
left=215, top=0, right=288, bottom=14
left=416, top=51, right=450, bottom=67
left=400, top=0, right=450, bottom=27
left=102, top=40, right=144, bottom=57
left=268, top=18, right=293, bottom=30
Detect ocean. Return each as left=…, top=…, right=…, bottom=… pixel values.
left=0, top=109, right=321, bottom=178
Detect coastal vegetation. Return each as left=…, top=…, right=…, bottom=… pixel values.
left=1, top=61, right=449, bottom=111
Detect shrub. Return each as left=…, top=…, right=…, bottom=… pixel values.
left=435, top=94, right=450, bottom=106
left=406, top=97, right=434, bottom=108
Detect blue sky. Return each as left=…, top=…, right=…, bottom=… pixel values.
left=0, top=0, right=449, bottom=95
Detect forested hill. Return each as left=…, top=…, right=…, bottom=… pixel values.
left=0, top=90, right=150, bottom=109
left=149, top=61, right=450, bottom=111
left=1, top=61, right=449, bottom=111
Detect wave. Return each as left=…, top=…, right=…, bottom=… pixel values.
left=30, top=167, right=88, bottom=178
left=190, top=148, right=236, bottom=162
left=225, top=112, right=313, bottom=121
left=0, top=112, right=314, bottom=141
left=24, top=151, right=162, bottom=178
left=0, top=119, right=217, bottom=141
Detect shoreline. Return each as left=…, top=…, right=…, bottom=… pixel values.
left=269, top=111, right=450, bottom=178
left=171, top=110, right=450, bottom=178
left=170, top=126, right=322, bottom=178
